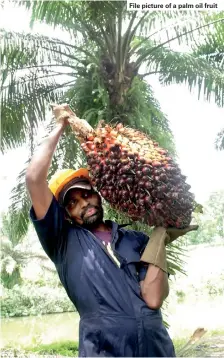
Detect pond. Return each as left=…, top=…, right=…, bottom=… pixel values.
left=1, top=312, right=80, bottom=348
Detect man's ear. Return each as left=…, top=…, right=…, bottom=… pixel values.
left=64, top=209, right=73, bottom=224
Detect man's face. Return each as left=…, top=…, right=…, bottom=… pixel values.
left=64, top=188, right=103, bottom=226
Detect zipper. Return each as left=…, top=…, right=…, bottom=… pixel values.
left=81, top=227, right=138, bottom=317
left=80, top=227, right=121, bottom=268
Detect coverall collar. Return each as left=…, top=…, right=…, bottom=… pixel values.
left=104, top=220, right=131, bottom=245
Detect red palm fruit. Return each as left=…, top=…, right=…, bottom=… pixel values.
left=103, top=173, right=111, bottom=181
left=144, top=181, right=153, bottom=190
left=158, top=149, right=167, bottom=155
left=144, top=195, right=152, bottom=206
left=136, top=170, right=143, bottom=178
left=159, top=173, right=167, bottom=181
left=142, top=175, right=150, bottom=182
left=121, top=165, right=131, bottom=173
left=111, top=151, right=121, bottom=159
left=151, top=190, right=157, bottom=198
left=121, top=150, right=128, bottom=158
left=118, top=178, right=126, bottom=186
left=92, top=165, right=101, bottom=174
left=138, top=180, right=145, bottom=188
left=145, top=159, right=152, bottom=165
left=111, top=144, right=121, bottom=152
left=139, top=192, right=146, bottom=199
left=126, top=177, right=134, bottom=185
left=138, top=199, right=145, bottom=207
left=110, top=129, right=118, bottom=137
left=110, top=159, right=118, bottom=166
left=87, top=158, right=95, bottom=165
left=154, top=176, right=160, bottom=182
left=81, top=143, right=89, bottom=152
left=152, top=161, right=161, bottom=167
left=87, top=151, right=97, bottom=158
left=116, top=123, right=123, bottom=130
left=87, top=134, right=94, bottom=141
left=155, top=202, right=163, bottom=210
left=65, top=110, right=195, bottom=229
left=142, top=167, right=151, bottom=175
left=120, top=188, right=127, bottom=195
left=101, top=190, right=108, bottom=198
left=108, top=165, right=116, bottom=173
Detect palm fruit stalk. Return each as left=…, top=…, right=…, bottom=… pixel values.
left=52, top=104, right=195, bottom=229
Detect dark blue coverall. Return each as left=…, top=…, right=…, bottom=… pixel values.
left=31, top=197, right=175, bottom=357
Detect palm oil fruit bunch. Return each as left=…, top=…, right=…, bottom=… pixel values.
left=80, top=122, right=195, bottom=229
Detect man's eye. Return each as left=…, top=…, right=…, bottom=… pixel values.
left=69, top=200, right=76, bottom=207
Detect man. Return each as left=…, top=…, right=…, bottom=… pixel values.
left=26, top=107, right=197, bottom=357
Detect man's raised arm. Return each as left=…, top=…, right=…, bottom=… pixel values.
left=26, top=120, right=68, bottom=220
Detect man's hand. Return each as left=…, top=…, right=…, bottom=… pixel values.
left=50, top=103, right=74, bottom=126
left=165, top=225, right=199, bottom=244
left=140, top=225, right=199, bottom=273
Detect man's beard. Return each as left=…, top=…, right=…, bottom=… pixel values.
left=81, top=205, right=104, bottom=227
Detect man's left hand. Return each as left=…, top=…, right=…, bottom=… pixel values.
left=165, top=225, right=199, bottom=244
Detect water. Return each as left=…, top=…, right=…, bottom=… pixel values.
left=1, top=312, right=80, bottom=348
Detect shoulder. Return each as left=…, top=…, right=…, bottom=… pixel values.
left=119, top=228, right=149, bottom=255
left=120, top=228, right=149, bottom=243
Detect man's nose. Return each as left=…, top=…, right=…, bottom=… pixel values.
left=80, top=198, right=89, bottom=209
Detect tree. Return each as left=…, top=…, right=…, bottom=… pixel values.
left=0, top=212, right=55, bottom=288
left=1, top=2, right=224, bottom=238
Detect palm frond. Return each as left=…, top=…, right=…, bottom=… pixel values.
left=1, top=197, right=30, bottom=245
left=130, top=12, right=222, bottom=56
left=215, top=128, right=224, bottom=150
left=193, top=16, right=224, bottom=68
left=124, top=77, right=176, bottom=155
left=140, top=42, right=224, bottom=107
left=1, top=30, right=89, bottom=152
left=1, top=77, right=69, bottom=152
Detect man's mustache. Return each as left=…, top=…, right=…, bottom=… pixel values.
left=81, top=204, right=99, bottom=219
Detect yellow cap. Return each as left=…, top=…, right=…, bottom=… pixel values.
left=48, top=168, right=90, bottom=201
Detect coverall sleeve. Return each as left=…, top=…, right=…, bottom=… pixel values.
left=30, top=196, right=67, bottom=262
left=138, top=233, right=150, bottom=281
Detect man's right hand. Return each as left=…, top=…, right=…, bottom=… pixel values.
left=50, top=103, right=75, bottom=126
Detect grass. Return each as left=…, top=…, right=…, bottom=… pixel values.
left=28, top=341, right=79, bottom=356
left=173, top=337, right=186, bottom=352
left=5, top=341, right=80, bottom=357
left=173, top=329, right=224, bottom=357
left=209, top=329, right=224, bottom=336
left=2, top=330, right=224, bottom=357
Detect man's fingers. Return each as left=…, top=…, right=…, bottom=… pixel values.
left=166, top=224, right=199, bottom=242
left=187, top=225, right=199, bottom=232
left=179, top=225, right=199, bottom=234
left=167, top=225, right=199, bottom=234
